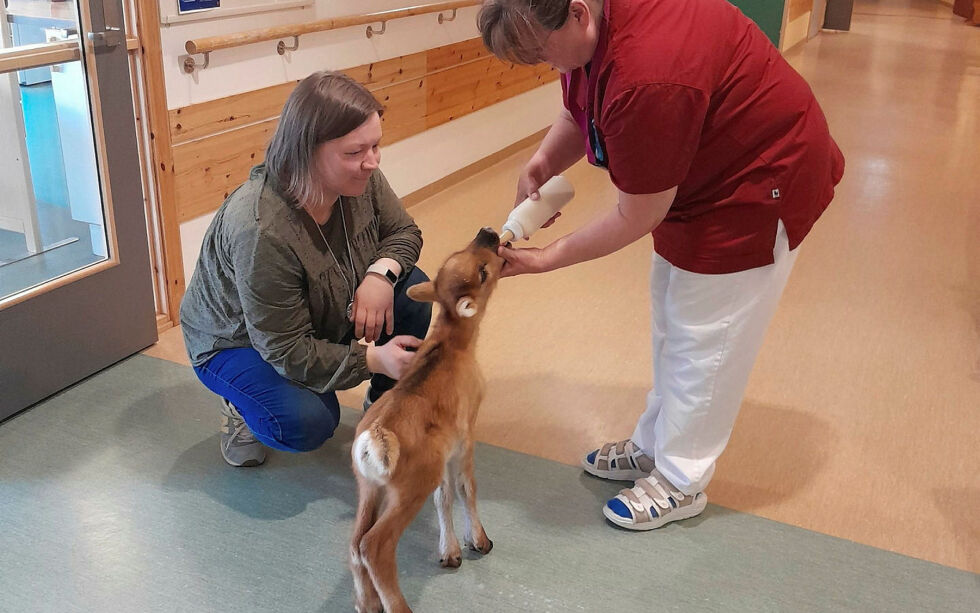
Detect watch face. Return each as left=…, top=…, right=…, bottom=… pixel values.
left=385, top=269, right=398, bottom=283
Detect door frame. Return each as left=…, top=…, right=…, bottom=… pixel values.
left=131, top=0, right=185, bottom=331
left=0, top=0, right=158, bottom=418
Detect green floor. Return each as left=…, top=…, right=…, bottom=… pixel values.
left=0, top=355, right=976, bottom=612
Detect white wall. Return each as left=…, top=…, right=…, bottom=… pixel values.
left=163, top=1, right=560, bottom=281
left=162, top=1, right=491, bottom=109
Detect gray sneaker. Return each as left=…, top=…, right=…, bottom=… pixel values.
left=219, top=399, right=266, bottom=467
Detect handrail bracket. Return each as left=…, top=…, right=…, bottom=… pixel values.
left=277, top=36, right=300, bottom=55
left=366, top=21, right=387, bottom=38
left=181, top=52, right=210, bottom=74
left=438, top=8, right=458, bottom=24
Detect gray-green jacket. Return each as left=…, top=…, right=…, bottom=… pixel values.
left=180, top=164, right=422, bottom=393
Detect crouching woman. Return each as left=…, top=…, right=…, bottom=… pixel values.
left=180, top=71, right=430, bottom=467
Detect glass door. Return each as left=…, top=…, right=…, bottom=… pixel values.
left=0, top=0, right=156, bottom=419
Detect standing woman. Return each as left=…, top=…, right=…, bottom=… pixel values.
left=479, top=0, right=844, bottom=529
left=180, top=71, right=431, bottom=467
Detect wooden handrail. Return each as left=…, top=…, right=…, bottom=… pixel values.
left=0, top=41, right=79, bottom=75
left=184, top=1, right=481, bottom=55
left=0, top=37, right=141, bottom=75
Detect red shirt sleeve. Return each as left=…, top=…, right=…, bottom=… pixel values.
left=601, top=83, right=709, bottom=195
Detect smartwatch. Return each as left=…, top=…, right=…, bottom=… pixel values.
left=367, top=261, right=398, bottom=285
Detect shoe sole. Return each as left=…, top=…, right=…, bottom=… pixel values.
left=602, top=493, right=708, bottom=531
left=581, top=458, right=650, bottom=482
left=227, top=458, right=264, bottom=467
left=221, top=443, right=266, bottom=468
left=222, top=453, right=265, bottom=468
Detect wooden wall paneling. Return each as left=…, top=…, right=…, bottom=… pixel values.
left=426, top=56, right=496, bottom=122
left=345, top=52, right=428, bottom=91
left=169, top=81, right=298, bottom=144
left=172, top=120, right=277, bottom=222
left=168, top=39, right=557, bottom=223
left=426, top=59, right=557, bottom=128
left=481, top=62, right=558, bottom=107
left=494, top=63, right=558, bottom=101
left=169, top=52, right=431, bottom=147
left=374, top=77, right=428, bottom=144
left=426, top=37, right=489, bottom=73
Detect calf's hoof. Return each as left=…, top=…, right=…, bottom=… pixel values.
left=439, top=553, right=462, bottom=568
left=466, top=536, right=493, bottom=555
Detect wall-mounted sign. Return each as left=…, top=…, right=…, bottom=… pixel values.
left=162, top=0, right=311, bottom=25
left=178, top=0, right=221, bottom=15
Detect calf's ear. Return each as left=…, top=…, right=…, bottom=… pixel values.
left=407, top=282, right=437, bottom=303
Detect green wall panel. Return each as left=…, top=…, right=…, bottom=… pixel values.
left=729, top=0, right=785, bottom=46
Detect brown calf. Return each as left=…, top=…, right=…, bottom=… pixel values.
left=349, top=228, right=505, bottom=613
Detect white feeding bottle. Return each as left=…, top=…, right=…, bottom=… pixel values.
left=499, top=175, right=575, bottom=243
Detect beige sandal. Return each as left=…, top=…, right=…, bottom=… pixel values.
left=582, top=439, right=656, bottom=481
left=603, top=469, right=707, bottom=531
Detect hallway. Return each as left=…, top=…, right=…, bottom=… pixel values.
left=141, top=0, right=980, bottom=573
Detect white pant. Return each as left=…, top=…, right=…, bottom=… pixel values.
left=632, top=221, right=799, bottom=494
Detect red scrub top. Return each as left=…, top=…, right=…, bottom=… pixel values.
left=562, top=0, right=845, bottom=274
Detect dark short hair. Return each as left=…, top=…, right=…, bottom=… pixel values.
left=265, top=71, right=383, bottom=207
left=478, top=0, right=572, bottom=65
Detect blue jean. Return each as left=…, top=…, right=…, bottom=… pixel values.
left=193, top=267, right=431, bottom=452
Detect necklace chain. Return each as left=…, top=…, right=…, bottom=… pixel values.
left=312, top=200, right=357, bottom=318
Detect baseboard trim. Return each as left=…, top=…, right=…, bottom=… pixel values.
left=400, top=127, right=549, bottom=209
left=156, top=313, right=174, bottom=334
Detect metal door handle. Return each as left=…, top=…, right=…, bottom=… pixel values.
left=88, top=28, right=124, bottom=49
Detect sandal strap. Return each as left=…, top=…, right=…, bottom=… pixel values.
left=617, top=488, right=653, bottom=523
left=636, top=477, right=673, bottom=509
left=630, top=470, right=688, bottom=513
left=594, top=439, right=655, bottom=472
